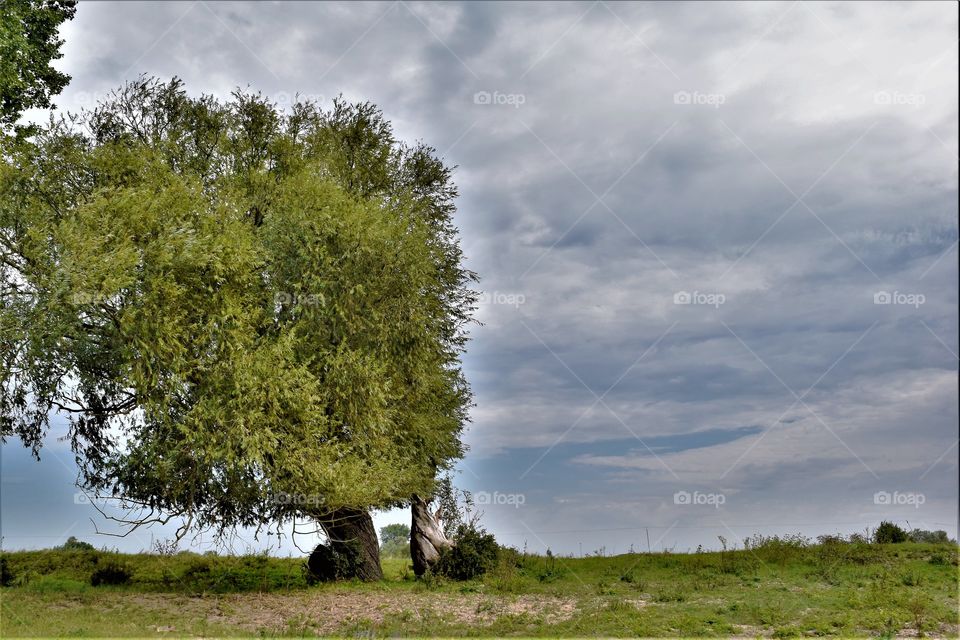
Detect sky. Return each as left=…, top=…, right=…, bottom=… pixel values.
left=1, top=1, right=957, bottom=557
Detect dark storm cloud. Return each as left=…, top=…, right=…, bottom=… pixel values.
left=3, top=1, right=956, bottom=554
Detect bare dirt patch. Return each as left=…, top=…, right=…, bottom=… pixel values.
left=207, top=590, right=579, bottom=633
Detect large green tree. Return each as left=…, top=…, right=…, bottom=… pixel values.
left=0, top=0, right=77, bottom=132
left=0, top=78, right=476, bottom=579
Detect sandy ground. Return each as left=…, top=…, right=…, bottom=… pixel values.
left=116, top=591, right=583, bottom=634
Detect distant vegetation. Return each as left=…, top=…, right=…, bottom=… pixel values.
left=55, top=536, right=96, bottom=552
left=379, top=523, right=411, bottom=558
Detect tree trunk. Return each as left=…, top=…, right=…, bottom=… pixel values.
left=411, top=494, right=453, bottom=576
left=316, top=507, right=383, bottom=581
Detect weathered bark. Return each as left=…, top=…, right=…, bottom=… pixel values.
left=410, top=493, right=453, bottom=576
left=315, top=507, right=383, bottom=581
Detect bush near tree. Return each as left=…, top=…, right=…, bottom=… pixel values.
left=434, top=524, right=499, bottom=580
left=874, top=521, right=909, bottom=544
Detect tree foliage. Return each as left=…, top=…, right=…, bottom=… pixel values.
left=0, top=0, right=76, bottom=132
left=379, top=523, right=410, bottom=547
left=1, top=77, right=477, bottom=538
left=56, top=536, right=95, bottom=551
left=874, top=521, right=908, bottom=544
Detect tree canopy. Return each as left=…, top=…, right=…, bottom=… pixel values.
left=0, top=77, right=477, bottom=540
left=0, top=0, right=76, bottom=132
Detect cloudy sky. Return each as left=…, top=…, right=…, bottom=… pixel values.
left=2, top=1, right=957, bottom=556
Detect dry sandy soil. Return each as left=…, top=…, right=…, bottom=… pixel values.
left=102, top=591, right=584, bottom=635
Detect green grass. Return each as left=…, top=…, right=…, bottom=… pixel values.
left=1, top=542, right=957, bottom=637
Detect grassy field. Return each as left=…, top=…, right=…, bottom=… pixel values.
left=1, top=540, right=958, bottom=637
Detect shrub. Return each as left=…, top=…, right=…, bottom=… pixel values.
left=435, top=525, right=499, bottom=580
left=900, top=571, right=922, bottom=586
left=845, top=542, right=884, bottom=565
left=304, top=541, right=364, bottom=584
left=619, top=569, right=643, bottom=588
left=536, top=551, right=568, bottom=583
left=13, top=570, right=36, bottom=587
left=182, top=556, right=213, bottom=581
left=333, top=541, right=365, bottom=579
left=486, top=558, right=525, bottom=594
left=654, top=585, right=687, bottom=602
left=57, top=536, right=95, bottom=551
left=27, top=576, right=88, bottom=593
left=414, top=568, right=444, bottom=591
left=90, top=560, right=133, bottom=586
left=0, top=556, right=12, bottom=586
left=873, top=521, right=908, bottom=544
left=744, top=533, right=809, bottom=566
